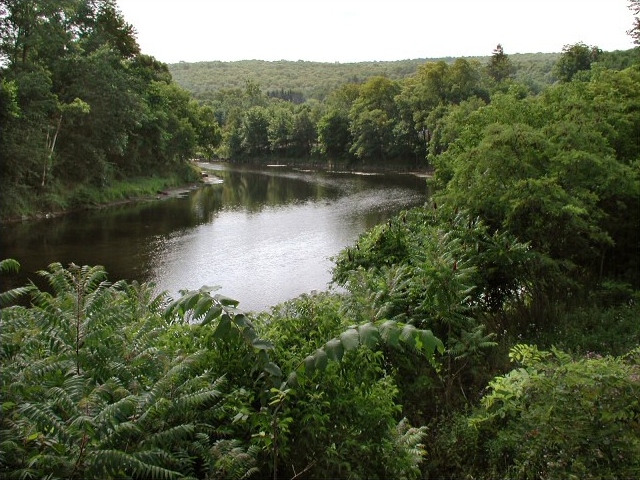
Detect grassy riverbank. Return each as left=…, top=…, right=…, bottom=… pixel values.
left=1, top=166, right=203, bottom=223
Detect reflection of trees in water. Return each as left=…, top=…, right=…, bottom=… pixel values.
left=1, top=165, right=426, bottom=306
left=214, top=170, right=335, bottom=211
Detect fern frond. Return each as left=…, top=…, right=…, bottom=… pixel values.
left=93, top=395, right=137, bottom=433
left=0, top=258, right=21, bottom=274
left=46, top=386, right=81, bottom=419
left=0, top=284, right=34, bottom=308
left=144, top=352, right=205, bottom=401
left=25, top=358, right=76, bottom=386
left=210, top=439, right=260, bottom=480
left=90, top=448, right=182, bottom=480
left=139, top=424, right=196, bottom=448
left=98, top=420, right=142, bottom=449
left=18, top=402, right=70, bottom=444
left=173, top=389, right=222, bottom=412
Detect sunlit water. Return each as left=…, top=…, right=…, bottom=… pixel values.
left=1, top=163, right=427, bottom=311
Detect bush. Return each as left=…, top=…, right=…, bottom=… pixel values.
left=465, top=344, right=640, bottom=480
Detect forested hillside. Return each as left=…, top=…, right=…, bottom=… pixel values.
left=173, top=45, right=638, bottom=167
left=168, top=50, right=640, bottom=103
left=167, top=53, right=564, bottom=101
left=2, top=0, right=640, bottom=479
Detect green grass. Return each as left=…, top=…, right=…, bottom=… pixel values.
left=1, top=171, right=201, bottom=222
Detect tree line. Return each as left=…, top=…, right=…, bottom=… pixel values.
left=199, top=43, right=638, bottom=166
left=167, top=53, right=559, bottom=102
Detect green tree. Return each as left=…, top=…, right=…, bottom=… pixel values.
left=317, top=108, right=351, bottom=158
left=290, top=103, right=317, bottom=156
left=486, top=44, right=515, bottom=83
left=194, top=104, right=222, bottom=159
left=242, top=105, right=270, bottom=156
left=349, top=108, right=394, bottom=160
left=396, top=60, right=488, bottom=162
left=553, top=42, right=602, bottom=82
left=348, top=76, right=400, bottom=161
left=267, top=103, right=293, bottom=154
left=431, top=71, right=640, bottom=309
left=0, top=0, right=217, bottom=217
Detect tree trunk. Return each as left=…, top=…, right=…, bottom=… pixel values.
left=42, top=114, right=63, bottom=187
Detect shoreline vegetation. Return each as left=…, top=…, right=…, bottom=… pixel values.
left=1, top=157, right=430, bottom=224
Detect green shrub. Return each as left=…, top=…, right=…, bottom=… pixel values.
left=466, top=344, right=640, bottom=480
left=533, top=301, right=640, bottom=356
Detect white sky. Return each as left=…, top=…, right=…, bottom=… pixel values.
left=116, top=0, right=635, bottom=64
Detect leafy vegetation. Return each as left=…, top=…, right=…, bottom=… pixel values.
left=170, top=47, right=638, bottom=172
left=2, top=1, right=640, bottom=478
left=1, top=262, right=440, bottom=479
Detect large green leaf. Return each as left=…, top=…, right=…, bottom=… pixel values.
left=201, top=305, right=222, bottom=326
left=312, top=348, right=328, bottom=370
left=251, top=338, right=274, bottom=350
left=340, top=328, right=360, bottom=350
left=213, top=313, right=232, bottom=339
left=379, top=320, right=402, bottom=347
left=358, top=322, right=381, bottom=348
left=324, top=338, right=344, bottom=362
left=263, top=362, right=282, bottom=377
left=291, top=320, right=443, bottom=383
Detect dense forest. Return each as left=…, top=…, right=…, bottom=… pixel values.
left=0, top=0, right=221, bottom=221
left=167, top=53, right=563, bottom=102
left=2, top=0, right=640, bottom=479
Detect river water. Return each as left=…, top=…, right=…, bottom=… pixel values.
left=1, top=163, right=427, bottom=311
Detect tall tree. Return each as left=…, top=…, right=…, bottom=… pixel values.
left=487, top=43, right=515, bottom=83
left=553, top=42, right=602, bottom=82
left=317, top=108, right=351, bottom=158
left=348, top=76, right=400, bottom=161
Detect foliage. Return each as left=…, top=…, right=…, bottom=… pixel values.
left=168, top=54, right=561, bottom=103
left=486, top=44, right=515, bottom=83
left=527, top=300, right=640, bottom=356
left=0, top=0, right=220, bottom=219
left=553, top=42, right=602, bottom=82
left=0, top=261, right=445, bottom=479
left=332, top=206, right=533, bottom=417
left=629, top=0, right=640, bottom=45
left=0, top=262, right=258, bottom=479
left=254, top=292, right=434, bottom=479
left=3, top=5, right=640, bottom=479
left=465, top=345, right=640, bottom=480
left=431, top=67, right=640, bottom=305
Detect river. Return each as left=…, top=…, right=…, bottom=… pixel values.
left=0, top=163, right=428, bottom=311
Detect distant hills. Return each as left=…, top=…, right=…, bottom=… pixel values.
left=167, top=53, right=561, bottom=101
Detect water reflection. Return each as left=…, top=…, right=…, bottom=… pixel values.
left=1, top=163, right=427, bottom=311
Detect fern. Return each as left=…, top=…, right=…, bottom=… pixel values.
left=1, top=264, right=254, bottom=479
left=210, top=439, right=260, bottom=480
left=90, top=449, right=182, bottom=480
left=0, top=259, right=34, bottom=308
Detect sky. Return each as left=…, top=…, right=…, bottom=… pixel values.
left=116, top=0, right=635, bottom=64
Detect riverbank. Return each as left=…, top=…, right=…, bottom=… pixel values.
left=1, top=157, right=428, bottom=224
left=0, top=169, right=220, bottom=225
left=216, top=156, right=432, bottom=175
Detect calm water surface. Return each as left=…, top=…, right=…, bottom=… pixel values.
left=1, top=163, right=427, bottom=311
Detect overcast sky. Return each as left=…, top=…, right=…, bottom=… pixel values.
left=116, top=0, right=635, bottom=64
